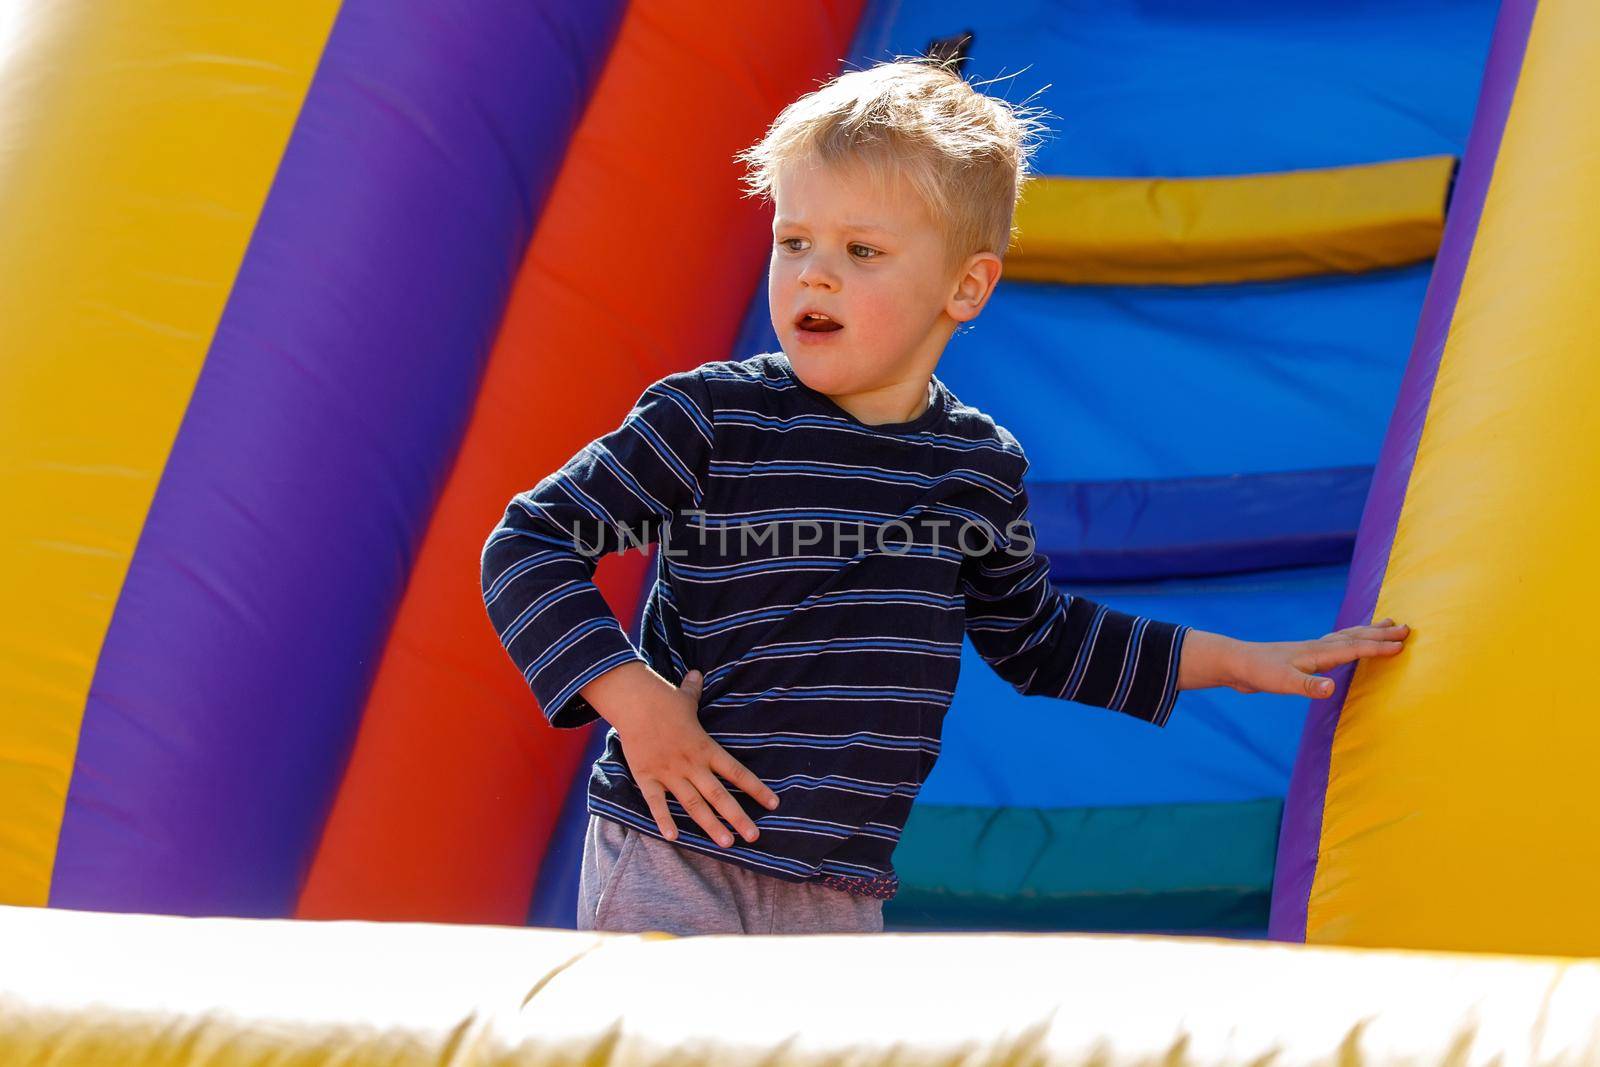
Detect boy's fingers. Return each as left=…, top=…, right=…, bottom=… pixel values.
left=1273, top=627, right=1409, bottom=697
left=639, top=782, right=679, bottom=842
left=690, top=770, right=760, bottom=844
left=666, top=776, right=736, bottom=849
left=1309, top=639, right=1404, bottom=672
left=714, top=750, right=780, bottom=811
left=1329, top=623, right=1408, bottom=641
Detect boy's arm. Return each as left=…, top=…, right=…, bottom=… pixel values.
left=961, top=470, right=1190, bottom=728
left=480, top=367, right=714, bottom=729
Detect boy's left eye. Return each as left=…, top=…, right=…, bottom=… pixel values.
left=850, top=244, right=880, bottom=259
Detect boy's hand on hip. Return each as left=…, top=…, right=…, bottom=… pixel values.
left=606, top=669, right=780, bottom=848
left=1216, top=617, right=1410, bottom=699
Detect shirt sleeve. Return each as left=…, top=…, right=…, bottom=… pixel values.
left=480, top=366, right=715, bottom=728
left=960, top=468, right=1191, bottom=728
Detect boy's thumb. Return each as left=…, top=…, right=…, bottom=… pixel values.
left=682, top=669, right=702, bottom=688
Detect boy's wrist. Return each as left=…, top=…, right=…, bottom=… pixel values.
left=1176, top=629, right=1248, bottom=692
left=578, top=660, right=664, bottom=732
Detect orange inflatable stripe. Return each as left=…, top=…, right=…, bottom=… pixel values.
left=297, top=0, right=868, bottom=923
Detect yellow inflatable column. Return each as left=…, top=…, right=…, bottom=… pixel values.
left=0, top=3, right=338, bottom=906
left=1273, top=0, right=1600, bottom=955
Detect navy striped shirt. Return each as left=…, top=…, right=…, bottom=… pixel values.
left=481, top=352, right=1190, bottom=899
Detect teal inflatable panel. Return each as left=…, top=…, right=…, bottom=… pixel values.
left=887, top=798, right=1282, bottom=933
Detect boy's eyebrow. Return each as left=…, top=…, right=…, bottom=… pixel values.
left=774, top=217, right=899, bottom=237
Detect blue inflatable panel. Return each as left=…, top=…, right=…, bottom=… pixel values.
left=923, top=565, right=1349, bottom=809
left=1030, top=467, right=1369, bottom=581
left=934, top=265, right=1434, bottom=481
left=852, top=0, right=1497, bottom=178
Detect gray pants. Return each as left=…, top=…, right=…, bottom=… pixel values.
left=576, top=813, right=884, bottom=935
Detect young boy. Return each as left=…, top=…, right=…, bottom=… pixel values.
left=480, top=58, right=1409, bottom=937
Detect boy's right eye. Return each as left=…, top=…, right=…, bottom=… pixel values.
left=777, top=238, right=805, bottom=252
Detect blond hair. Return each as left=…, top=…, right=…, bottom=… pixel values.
left=734, top=56, right=1051, bottom=271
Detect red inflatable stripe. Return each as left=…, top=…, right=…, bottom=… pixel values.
left=297, top=0, right=867, bottom=923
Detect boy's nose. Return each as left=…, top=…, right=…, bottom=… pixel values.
left=797, top=260, right=841, bottom=289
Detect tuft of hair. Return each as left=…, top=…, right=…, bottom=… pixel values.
left=733, top=55, right=1053, bottom=271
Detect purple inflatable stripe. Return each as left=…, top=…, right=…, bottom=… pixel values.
left=51, top=0, right=626, bottom=917
left=1267, top=0, right=1541, bottom=942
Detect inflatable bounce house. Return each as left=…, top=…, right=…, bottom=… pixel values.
left=4, top=0, right=1600, bottom=1061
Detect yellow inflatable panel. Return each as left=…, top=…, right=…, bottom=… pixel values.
left=0, top=2, right=339, bottom=906
left=1005, top=155, right=1454, bottom=285
left=3, top=905, right=1600, bottom=1066
left=1307, top=1, right=1600, bottom=954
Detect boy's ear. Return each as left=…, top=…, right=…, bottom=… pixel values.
left=948, top=252, right=1003, bottom=324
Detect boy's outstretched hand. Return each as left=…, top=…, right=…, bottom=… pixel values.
left=1178, top=617, right=1410, bottom=699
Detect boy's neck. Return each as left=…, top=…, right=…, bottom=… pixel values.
left=824, top=376, right=936, bottom=427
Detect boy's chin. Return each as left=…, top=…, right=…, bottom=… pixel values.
left=785, top=350, right=848, bottom=390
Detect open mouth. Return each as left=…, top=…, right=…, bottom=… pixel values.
left=795, top=312, right=844, bottom=333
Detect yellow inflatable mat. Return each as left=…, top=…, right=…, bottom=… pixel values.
left=3, top=903, right=1599, bottom=1065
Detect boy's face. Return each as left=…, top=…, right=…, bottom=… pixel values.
left=768, top=156, right=999, bottom=411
